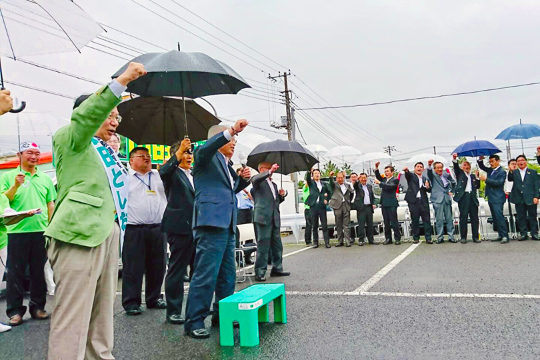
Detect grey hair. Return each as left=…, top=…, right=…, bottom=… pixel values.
left=208, top=125, right=229, bottom=139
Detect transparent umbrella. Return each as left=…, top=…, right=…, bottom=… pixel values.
left=304, top=144, right=328, bottom=169
left=325, top=145, right=362, bottom=168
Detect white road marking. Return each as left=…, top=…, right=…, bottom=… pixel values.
left=285, top=291, right=540, bottom=299
left=347, top=242, right=421, bottom=295
left=236, top=245, right=312, bottom=274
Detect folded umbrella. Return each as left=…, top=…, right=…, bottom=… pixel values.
left=117, top=96, right=220, bottom=145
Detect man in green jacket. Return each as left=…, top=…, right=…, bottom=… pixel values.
left=45, top=62, right=147, bottom=360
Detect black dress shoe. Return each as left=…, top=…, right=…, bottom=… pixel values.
left=185, top=328, right=210, bottom=339
left=519, top=234, right=529, bottom=241
left=335, top=243, right=344, bottom=247
left=426, top=239, right=433, bottom=244
left=383, top=239, right=392, bottom=245
left=313, top=243, right=319, bottom=248
left=449, top=239, right=458, bottom=244
left=270, top=271, right=290, bottom=277
left=306, top=242, right=313, bottom=246
left=325, top=244, right=331, bottom=248
left=395, top=240, right=401, bottom=245
left=125, top=307, right=142, bottom=316
left=346, top=243, right=351, bottom=247
left=255, top=275, right=266, bottom=282
left=461, top=238, right=467, bottom=244
left=501, top=237, right=509, bottom=244
left=532, top=235, right=540, bottom=241
left=148, top=299, right=167, bottom=309
left=437, top=239, right=444, bottom=244
left=473, top=238, right=481, bottom=243
left=413, top=239, right=419, bottom=244
left=359, top=241, right=365, bottom=246
left=167, top=314, right=185, bottom=324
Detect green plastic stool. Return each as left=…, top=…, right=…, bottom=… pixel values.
left=219, top=283, right=287, bottom=347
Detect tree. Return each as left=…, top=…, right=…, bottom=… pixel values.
left=321, top=161, right=353, bottom=177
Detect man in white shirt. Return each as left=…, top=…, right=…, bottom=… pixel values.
left=122, top=147, right=168, bottom=315
left=452, top=154, right=481, bottom=243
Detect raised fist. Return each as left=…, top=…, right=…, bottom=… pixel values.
left=14, top=173, right=25, bottom=188
left=117, top=62, right=147, bottom=86
left=329, top=171, right=335, bottom=177
left=452, top=153, right=457, bottom=160
left=427, top=159, right=434, bottom=166
left=375, top=162, right=380, bottom=169
left=0, top=89, right=13, bottom=115
left=233, top=119, right=249, bottom=134
left=402, top=166, right=408, bottom=172
left=270, top=163, right=279, bottom=173
left=176, top=138, right=191, bottom=160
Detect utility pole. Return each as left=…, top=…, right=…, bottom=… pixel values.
left=433, top=146, right=437, bottom=155
left=269, top=70, right=299, bottom=213
left=384, top=145, right=396, bottom=165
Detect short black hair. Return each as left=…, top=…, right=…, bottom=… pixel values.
left=516, top=154, right=527, bottom=162
left=129, top=147, right=149, bottom=158
left=433, top=161, right=443, bottom=168
left=384, top=165, right=394, bottom=172
left=508, top=158, right=517, bottom=164
left=359, top=172, right=368, bottom=177
left=312, top=169, right=321, bottom=175
left=350, top=172, right=358, bottom=176
left=414, top=162, right=424, bottom=167
left=73, top=94, right=91, bottom=109
left=489, top=154, right=500, bottom=161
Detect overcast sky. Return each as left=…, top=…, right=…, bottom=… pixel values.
left=2, top=0, right=540, bottom=166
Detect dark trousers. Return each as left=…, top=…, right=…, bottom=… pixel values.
left=237, top=208, right=253, bottom=225
left=254, top=222, right=283, bottom=277
left=515, top=202, right=538, bottom=236
left=6, top=232, right=47, bottom=318
left=458, top=193, right=479, bottom=240
left=334, top=205, right=351, bottom=245
left=357, top=205, right=375, bottom=242
left=382, top=206, right=401, bottom=241
left=311, top=206, right=330, bottom=245
left=122, top=224, right=166, bottom=310
left=304, top=208, right=312, bottom=244
left=489, top=202, right=508, bottom=239
left=409, top=200, right=432, bottom=240
left=164, top=233, right=195, bottom=317
left=185, top=226, right=236, bottom=331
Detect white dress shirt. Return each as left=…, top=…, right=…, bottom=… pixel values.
left=127, top=169, right=168, bottom=225
left=221, top=130, right=235, bottom=188
left=180, top=167, right=194, bottom=189
left=519, top=168, right=527, bottom=181
left=416, top=175, right=424, bottom=198
left=339, top=183, right=347, bottom=202
left=266, top=178, right=276, bottom=199
left=464, top=172, right=472, bottom=192
left=362, top=184, right=370, bottom=205
left=505, top=172, right=514, bottom=193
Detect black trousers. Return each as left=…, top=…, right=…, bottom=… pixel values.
left=356, top=205, right=375, bottom=242
left=254, top=222, right=283, bottom=277
left=515, top=202, right=538, bottom=236
left=409, top=200, right=432, bottom=240
left=237, top=208, right=253, bottom=225
left=304, top=208, right=313, bottom=244
left=311, top=206, right=330, bottom=245
left=122, top=224, right=166, bottom=310
left=489, top=202, right=508, bottom=239
left=458, top=193, right=479, bottom=240
left=6, top=232, right=47, bottom=318
left=382, top=206, right=401, bottom=241
left=164, top=233, right=195, bottom=316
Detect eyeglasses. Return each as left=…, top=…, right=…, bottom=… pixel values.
left=107, top=113, right=122, bottom=123
left=132, top=154, right=151, bottom=159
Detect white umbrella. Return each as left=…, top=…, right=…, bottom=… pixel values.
left=325, top=145, right=362, bottom=164
left=233, top=133, right=271, bottom=165
left=305, top=144, right=328, bottom=157
left=362, top=152, right=392, bottom=162
left=406, top=153, right=448, bottom=165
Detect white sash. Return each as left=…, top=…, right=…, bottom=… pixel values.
left=91, top=137, right=129, bottom=249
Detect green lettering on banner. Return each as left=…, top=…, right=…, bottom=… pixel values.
left=112, top=168, right=125, bottom=188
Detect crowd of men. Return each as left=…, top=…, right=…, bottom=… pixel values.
left=303, top=152, right=540, bottom=247
left=0, top=64, right=290, bottom=358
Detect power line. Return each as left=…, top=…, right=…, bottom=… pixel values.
left=16, top=59, right=103, bottom=85
left=167, top=0, right=289, bottom=71
left=99, top=23, right=169, bottom=51
left=296, top=80, right=540, bottom=110
left=294, top=119, right=307, bottom=144
left=5, top=81, right=74, bottom=99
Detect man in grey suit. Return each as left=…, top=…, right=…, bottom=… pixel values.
left=427, top=160, right=457, bottom=244
left=251, top=162, right=289, bottom=281
left=328, top=171, right=354, bottom=247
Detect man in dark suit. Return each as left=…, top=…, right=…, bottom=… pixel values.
left=184, top=120, right=251, bottom=339
left=305, top=168, right=330, bottom=248
left=374, top=162, right=401, bottom=245
left=403, top=162, right=433, bottom=244
left=477, top=154, right=509, bottom=243
left=328, top=171, right=354, bottom=247
left=452, top=154, right=481, bottom=244
left=507, top=154, right=540, bottom=241
left=160, top=138, right=195, bottom=324
left=353, top=173, right=378, bottom=245
left=251, top=162, right=289, bottom=281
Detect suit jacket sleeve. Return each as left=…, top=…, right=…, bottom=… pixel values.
left=159, top=156, right=180, bottom=179
left=67, top=86, right=122, bottom=153
left=485, top=170, right=505, bottom=187
left=375, top=169, right=384, bottom=182
left=252, top=171, right=271, bottom=188
left=534, top=171, right=540, bottom=198
left=305, top=171, right=314, bottom=186
left=194, top=132, right=229, bottom=167
left=477, top=160, right=490, bottom=173
left=378, top=178, right=398, bottom=191
left=453, top=160, right=463, bottom=178
left=329, top=176, right=336, bottom=191
left=427, top=167, right=434, bottom=182
left=507, top=170, right=514, bottom=182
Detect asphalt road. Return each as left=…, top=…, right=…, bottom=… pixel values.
left=1, top=234, right=540, bottom=359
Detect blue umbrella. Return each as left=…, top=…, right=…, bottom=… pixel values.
left=495, top=119, right=540, bottom=154
left=452, top=140, right=502, bottom=157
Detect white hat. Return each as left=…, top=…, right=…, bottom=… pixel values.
left=19, top=141, right=40, bottom=153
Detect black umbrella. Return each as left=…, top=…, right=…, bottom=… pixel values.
left=247, top=140, right=319, bottom=186
left=112, top=50, right=251, bottom=137
left=117, top=96, right=220, bottom=145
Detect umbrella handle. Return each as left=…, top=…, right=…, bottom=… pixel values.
left=9, top=100, right=26, bottom=113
